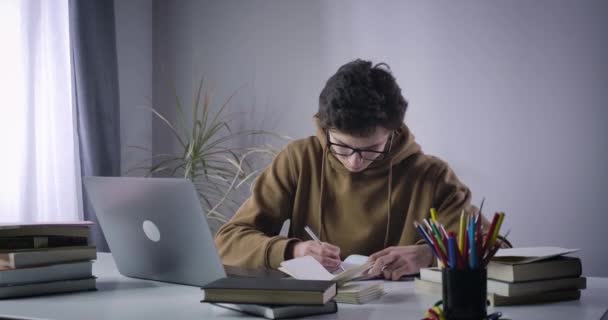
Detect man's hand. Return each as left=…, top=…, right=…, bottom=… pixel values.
left=367, top=245, right=434, bottom=280
left=293, top=241, right=342, bottom=272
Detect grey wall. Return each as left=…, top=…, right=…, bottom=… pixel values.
left=116, top=0, right=608, bottom=276
left=115, top=0, right=153, bottom=176
left=150, top=0, right=326, bottom=156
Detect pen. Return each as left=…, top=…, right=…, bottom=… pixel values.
left=303, top=225, right=319, bottom=242
left=304, top=225, right=345, bottom=271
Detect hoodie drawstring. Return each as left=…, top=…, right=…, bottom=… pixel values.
left=317, top=130, right=398, bottom=248
left=384, top=158, right=394, bottom=248
left=319, top=135, right=396, bottom=248
left=318, top=146, right=328, bottom=241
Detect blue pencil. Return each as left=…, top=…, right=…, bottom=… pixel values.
left=414, top=222, right=440, bottom=260
left=468, top=217, right=477, bottom=269
left=448, top=234, right=457, bottom=269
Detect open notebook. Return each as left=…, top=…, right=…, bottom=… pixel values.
left=278, top=255, right=385, bottom=304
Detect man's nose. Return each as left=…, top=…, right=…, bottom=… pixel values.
left=348, top=152, right=364, bottom=165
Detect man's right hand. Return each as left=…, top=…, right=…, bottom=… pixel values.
left=292, top=240, right=342, bottom=272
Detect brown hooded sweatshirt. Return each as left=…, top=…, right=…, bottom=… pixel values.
left=215, top=117, right=480, bottom=269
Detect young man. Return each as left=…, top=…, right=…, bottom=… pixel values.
left=215, top=59, right=491, bottom=280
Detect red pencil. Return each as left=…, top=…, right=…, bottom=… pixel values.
left=482, top=212, right=500, bottom=258
left=430, top=231, right=449, bottom=266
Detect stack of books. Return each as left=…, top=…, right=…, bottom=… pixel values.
left=414, top=247, right=586, bottom=306
left=201, top=253, right=387, bottom=319
left=201, top=277, right=338, bottom=319
left=0, top=221, right=97, bottom=299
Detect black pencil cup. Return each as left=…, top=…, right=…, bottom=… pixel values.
left=442, top=268, right=487, bottom=320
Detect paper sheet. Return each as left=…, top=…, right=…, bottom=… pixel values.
left=493, top=247, right=580, bottom=264
left=279, top=256, right=334, bottom=281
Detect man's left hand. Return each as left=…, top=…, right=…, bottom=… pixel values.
left=367, top=245, right=434, bottom=280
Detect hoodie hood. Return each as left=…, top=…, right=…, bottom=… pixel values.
left=313, top=115, right=422, bottom=247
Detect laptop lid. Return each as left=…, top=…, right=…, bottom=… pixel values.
left=83, top=176, right=226, bottom=286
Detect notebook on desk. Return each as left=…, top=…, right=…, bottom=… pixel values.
left=278, top=255, right=385, bottom=304
left=279, top=255, right=373, bottom=285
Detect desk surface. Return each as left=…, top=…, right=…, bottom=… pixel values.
left=0, top=253, right=606, bottom=320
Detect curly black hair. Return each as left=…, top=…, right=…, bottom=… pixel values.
left=318, top=59, right=408, bottom=136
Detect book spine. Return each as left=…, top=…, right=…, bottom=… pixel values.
left=0, top=277, right=96, bottom=299
left=0, top=226, right=91, bottom=238
left=11, top=247, right=97, bottom=268
left=0, top=261, right=93, bottom=286
left=0, top=236, right=89, bottom=250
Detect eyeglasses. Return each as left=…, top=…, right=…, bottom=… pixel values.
left=326, top=131, right=394, bottom=161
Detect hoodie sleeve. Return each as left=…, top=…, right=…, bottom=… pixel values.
left=432, top=163, right=487, bottom=233
left=432, top=163, right=511, bottom=249
left=214, top=146, right=300, bottom=269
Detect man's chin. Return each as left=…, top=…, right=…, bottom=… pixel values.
left=346, top=166, right=367, bottom=172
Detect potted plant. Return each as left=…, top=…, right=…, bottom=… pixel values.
left=130, top=79, right=285, bottom=232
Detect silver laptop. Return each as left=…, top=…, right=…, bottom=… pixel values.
left=83, top=176, right=227, bottom=286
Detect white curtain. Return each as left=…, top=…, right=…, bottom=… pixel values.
left=0, top=0, right=82, bottom=222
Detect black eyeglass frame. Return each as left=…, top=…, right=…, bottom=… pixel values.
left=325, top=130, right=394, bottom=161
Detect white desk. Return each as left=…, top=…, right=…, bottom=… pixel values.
left=0, top=253, right=606, bottom=320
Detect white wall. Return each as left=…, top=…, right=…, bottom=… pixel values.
left=116, top=0, right=608, bottom=276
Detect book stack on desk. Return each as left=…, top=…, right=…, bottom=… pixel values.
left=0, top=222, right=97, bottom=299
left=201, top=277, right=338, bottom=319
left=414, top=247, right=586, bottom=306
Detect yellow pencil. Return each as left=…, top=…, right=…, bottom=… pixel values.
left=489, top=212, right=505, bottom=249
left=430, top=208, right=438, bottom=223
left=458, top=209, right=466, bottom=253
